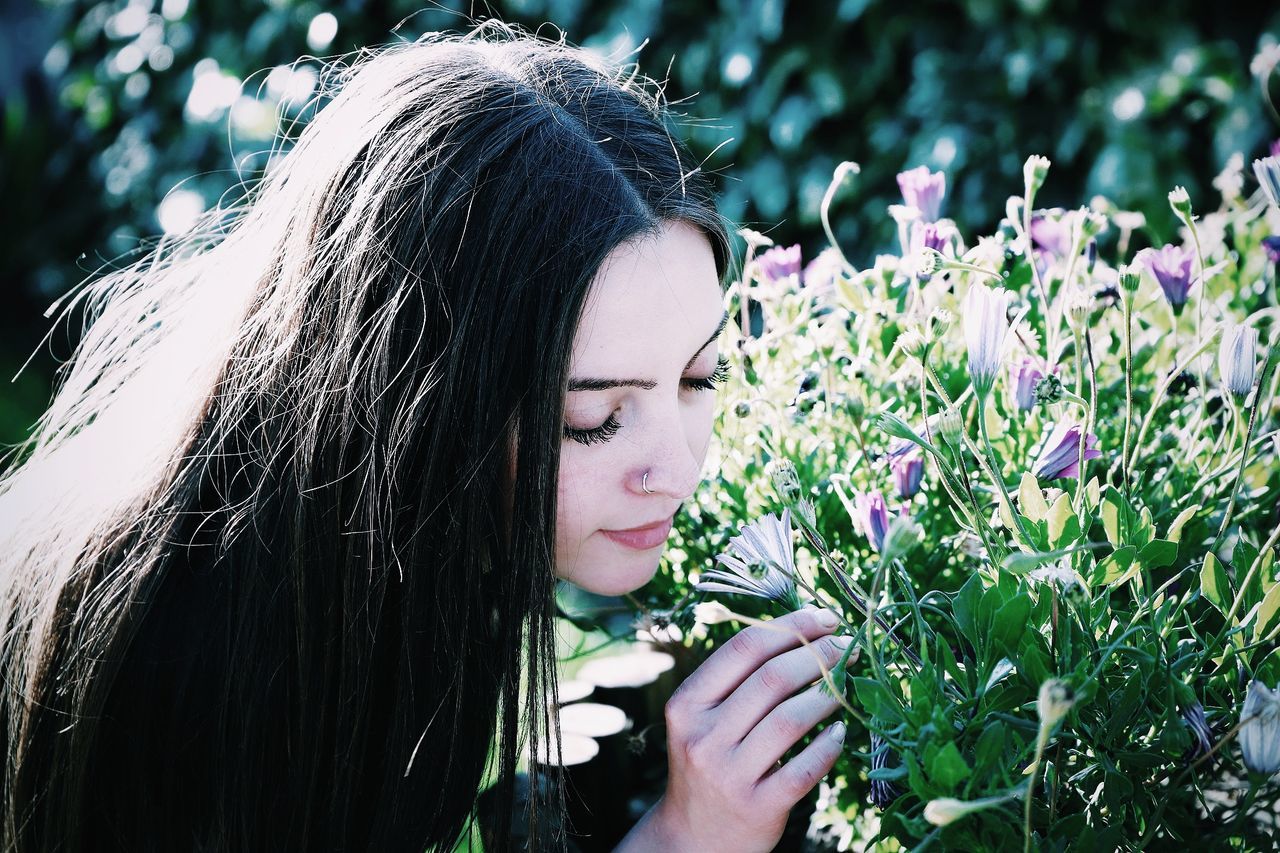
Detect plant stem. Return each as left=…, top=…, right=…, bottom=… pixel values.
left=1127, top=334, right=1217, bottom=472
left=1122, top=291, right=1136, bottom=498
left=1212, top=343, right=1276, bottom=549
left=1023, top=726, right=1051, bottom=853
left=976, top=397, right=1038, bottom=551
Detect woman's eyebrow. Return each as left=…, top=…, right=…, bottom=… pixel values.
left=567, top=309, right=730, bottom=392
left=683, top=309, right=730, bottom=371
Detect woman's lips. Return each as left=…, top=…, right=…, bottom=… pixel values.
left=601, top=516, right=674, bottom=550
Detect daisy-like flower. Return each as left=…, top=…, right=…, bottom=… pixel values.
left=1032, top=421, right=1102, bottom=480
left=1135, top=244, right=1197, bottom=315
left=890, top=449, right=924, bottom=499
left=757, top=244, right=802, bottom=285
left=963, top=282, right=1014, bottom=398
left=1029, top=209, right=1074, bottom=259
left=1264, top=236, right=1280, bottom=265
left=1240, top=680, right=1280, bottom=776
left=897, top=165, right=946, bottom=222
left=1010, top=358, right=1044, bottom=411
left=695, top=510, right=799, bottom=605
left=1254, top=155, right=1280, bottom=208
left=1218, top=323, right=1260, bottom=399
left=855, top=491, right=890, bottom=552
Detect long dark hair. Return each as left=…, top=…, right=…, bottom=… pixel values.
left=0, top=22, right=730, bottom=851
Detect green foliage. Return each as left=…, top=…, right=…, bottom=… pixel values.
left=4, top=1, right=1280, bottom=445
left=655, top=50, right=1280, bottom=846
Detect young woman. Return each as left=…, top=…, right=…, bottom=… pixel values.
left=0, top=23, right=847, bottom=852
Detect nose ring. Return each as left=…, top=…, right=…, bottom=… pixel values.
left=642, top=471, right=654, bottom=494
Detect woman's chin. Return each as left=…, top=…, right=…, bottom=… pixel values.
left=562, top=553, right=661, bottom=597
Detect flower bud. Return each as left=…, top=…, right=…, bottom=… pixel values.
left=897, top=326, right=929, bottom=362
left=769, top=460, right=803, bottom=505
left=923, top=795, right=1010, bottom=826
left=915, top=247, right=944, bottom=276
left=879, top=514, right=922, bottom=562
left=1079, top=210, right=1107, bottom=241
left=938, top=407, right=963, bottom=443
left=1035, top=374, right=1064, bottom=407
left=693, top=601, right=738, bottom=626
left=1023, top=155, right=1051, bottom=196
left=1240, top=680, right=1280, bottom=776
left=1037, top=679, right=1075, bottom=729
left=1168, top=185, right=1193, bottom=218
left=845, top=394, right=867, bottom=425
left=929, top=307, right=954, bottom=337
left=1117, top=263, right=1141, bottom=294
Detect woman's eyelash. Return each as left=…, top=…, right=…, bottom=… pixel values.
left=563, top=356, right=730, bottom=446
left=563, top=412, right=622, bottom=446
left=680, top=354, right=731, bottom=392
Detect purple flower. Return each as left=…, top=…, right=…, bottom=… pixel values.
left=757, top=244, right=802, bottom=284
left=802, top=246, right=846, bottom=295
left=1181, top=702, right=1213, bottom=763
left=1029, top=210, right=1073, bottom=259
left=963, top=282, right=1013, bottom=398
left=1011, top=358, right=1044, bottom=411
left=869, top=733, right=901, bottom=809
left=1136, top=244, right=1197, bottom=315
left=1032, top=422, right=1102, bottom=480
left=1263, top=236, right=1280, bottom=265
left=855, top=491, right=890, bottom=552
left=1272, top=139, right=1280, bottom=158
left=897, top=165, right=946, bottom=222
left=890, top=450, right=924, bottom=499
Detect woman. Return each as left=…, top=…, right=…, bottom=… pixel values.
left=0, top=23, right=847, bottom=852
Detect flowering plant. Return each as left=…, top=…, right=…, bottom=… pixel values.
left=645, top=101, right=1280, bottom=852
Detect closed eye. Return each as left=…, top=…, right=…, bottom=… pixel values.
left=680, top=354, right=730, bottom=392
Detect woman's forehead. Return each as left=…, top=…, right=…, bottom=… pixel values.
left=571, top=222, right=722, bottom=371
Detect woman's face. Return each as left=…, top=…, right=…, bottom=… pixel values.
left=554, top=220, right=726, bottom=596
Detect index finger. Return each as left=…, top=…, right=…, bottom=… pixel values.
left=675, top=606, right=841, bottom=707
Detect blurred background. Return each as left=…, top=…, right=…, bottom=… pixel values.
left=1, top=0, right=1278, bottom=444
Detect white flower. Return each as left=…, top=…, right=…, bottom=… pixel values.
left=692, top=601, right=737, bottom=626
left=1218, top=323, right=1259, bottom=398
left=695, top=510, right=798, bottom=603
left=1030, top=560, right=1079, bottom=590
left=1037, top=679, right=1075, bottom=729
left=923, top=794, right=1013, bottom=826
left=1255, top=156, right=1280, bottom=208
left=1240, top=680, right=1280, bottom=776
left=963, top=282, right=1013, bottom=397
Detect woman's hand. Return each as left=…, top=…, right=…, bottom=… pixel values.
left=616, top=605, right=849, bottom=852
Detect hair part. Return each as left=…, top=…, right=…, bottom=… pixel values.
left=0, top=20, right=730, bottom=852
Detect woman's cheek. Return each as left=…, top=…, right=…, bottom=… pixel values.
left=554, top=446, right=596, bottom=578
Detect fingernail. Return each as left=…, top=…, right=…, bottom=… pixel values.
left=815, top=609, right=839, bottom=628
left=829, top=721, right=846, bottom=743
left=831, top=633, right=854, bottom=649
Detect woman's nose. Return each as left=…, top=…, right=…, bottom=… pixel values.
left=633, top=413, right=704, bottom=500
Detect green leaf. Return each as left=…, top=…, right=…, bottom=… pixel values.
left=926, top=740, right=972, bottom=790
left=952, top=573, right=987, bottom=654
left=991, top=592, right=1032, bottom=655
left=972, top=725, right=1006, bottom=775
left=1092, top=545, right=1137, bottom=586
left=1200, top=552, right=1232, bottom=616
left=1100, top=486, right=1126, bottom=546
left=1018, top=472, right=1049, bottom=522
left=1046, top=492, right=1081, bottom=549
left=852, top=677, right=903, bottom=724
left=1138, top=538, right=1178, bottom=570
left=1166, top=505, right=1200, bottom=543
left=1252, top=582, right=1280, bottom=644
